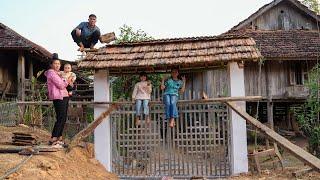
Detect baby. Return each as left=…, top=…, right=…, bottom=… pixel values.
left=60, top=64, right=77, bottom=96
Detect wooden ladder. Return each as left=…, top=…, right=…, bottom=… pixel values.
left=226, top=101, right=320, bottom=171
left=248, top=144, right=284, bottom=174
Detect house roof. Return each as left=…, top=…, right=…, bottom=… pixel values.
left=78, top=35, right=262, bottom=73
left=224, top=29, right=320, bottom=60
left=231, top=0, right=320, bottom=30
left=0, top=23, right=52, bottom=60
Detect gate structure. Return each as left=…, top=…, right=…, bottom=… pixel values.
left=110, top=102, right=230, bottom=179
left=79, top=35, right=260, bottom=177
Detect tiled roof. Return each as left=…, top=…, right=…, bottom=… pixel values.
left=0, top=23, right=52, bottom=59
left=224, top=29, right=320, bottom=60
left=78, top=35, right=262, bottom=72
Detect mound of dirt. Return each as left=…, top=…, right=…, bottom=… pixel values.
left=0, top=126, right=118, bottom=180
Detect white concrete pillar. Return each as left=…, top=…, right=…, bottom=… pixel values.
left=94, top=70, right=112, bottom=171
left=228, top=62, right=248, bottom=174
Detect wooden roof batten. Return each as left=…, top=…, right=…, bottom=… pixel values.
left=78, top=35, right=262, bottom=74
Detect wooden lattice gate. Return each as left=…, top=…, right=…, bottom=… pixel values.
left=110, top=102, right=231, bottom=179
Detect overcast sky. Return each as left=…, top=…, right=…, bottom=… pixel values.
left=0, top=0, right=272, bottom=61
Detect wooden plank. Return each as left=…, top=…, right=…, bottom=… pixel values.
left=68, top=104, right=118, bottom=149
left=292, top=167, right=314, bottom=177
left=248, top=149, right=275, bottom=157
left=0, top=146, right=60, bottom=153
left=13, top=132, right=35, bottom=136
left=100, top=32, right=116, bottom=44
left=12, top=139, right=36, bottom=143
left=226, top=101, right=320, bottom=171
left=17, top=96, right=263, bottom=106
left=81, top=48, right=98, bottom=52
left=12, top=143, right=34, bottom=146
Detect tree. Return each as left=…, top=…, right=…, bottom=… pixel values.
left=111, top=25, right=161, bottom=101
left=114, top=24, right=154, bottom=44
left=294, top=64, right=320, bottom=157
left=295, top=0, right=320, bottom=158
left=301, top=0, right=320, bottom=13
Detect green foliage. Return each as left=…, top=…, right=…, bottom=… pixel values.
left=31, top=70, right=46, bottom=101
left=293, top=63, right=320, bottom=157
left=85, top=106, right=94, bottom=123
left=112, top=74, right=162, bottom=101
left=301, top=0, right=320, bottom=13
left=24, top=70, right=46, bottom=126
left=112, top=25, right=161, bottom=101
left=114, top=24, right=154, bottom=44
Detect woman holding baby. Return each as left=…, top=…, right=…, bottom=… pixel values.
left=44, top=53, right=75, bottom=148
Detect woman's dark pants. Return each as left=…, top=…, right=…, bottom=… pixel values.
left=51, top=97, right=69, bottom=138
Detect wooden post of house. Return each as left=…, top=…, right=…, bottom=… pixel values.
left=265, top=62, right=273, bottom=148
left=265, top=62, right=274, bottom=129
left=228, top=61, right=248, bottom=174
left=28, top=60, right=33, bottom=79
left=17, top=52, right=25, bottom=101
left=93, top=70, right=112, bottom=171
left=267, top=101, right=274, bottom=128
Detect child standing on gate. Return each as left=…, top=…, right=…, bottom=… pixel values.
left=60, top=64, right=77, bottom=96
left=161, top=68, right=186, bottom=128
left=132, top=72, right=152, bottom=126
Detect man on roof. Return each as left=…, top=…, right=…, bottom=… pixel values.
left=71, top=14, right=101, bottom=52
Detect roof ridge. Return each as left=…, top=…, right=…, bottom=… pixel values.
left=228, top=29, right=320, bottom=33
left=104, top=34, right=251, bottom=47
left=230, top=0, right=320, bottom=31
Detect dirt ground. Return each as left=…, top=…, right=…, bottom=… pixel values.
left=0, top=125, right=118, bottom=180
left=1, top=125, right=320, bottom=180
left=229, top=135, right=320, bottom=180
left=229, top=167, right=320, bottom=180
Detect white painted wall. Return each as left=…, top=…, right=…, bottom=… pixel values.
left=94, top=70, right=112, bottom=171
left=228, top=62, right=248, bottom=174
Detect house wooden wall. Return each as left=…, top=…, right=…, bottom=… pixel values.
left=244, top=60, right=316, bottom=99
left=183, top=1, right=320, bottom=101
left=183, top=60, right=317, bottom=101
left=183, top=68, right=229, bottom=100
left=248, top=1, right=318, bottom=30
left=0, top=51, right=49, bottom=96
left=0, top=52, right=18, bottom=93
left=238, top=1, right=319, bottom=99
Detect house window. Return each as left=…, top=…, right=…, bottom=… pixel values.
left=295, top=63, right=303, bottom=85
left=302, top=71, right=308, bottom=85
left=289, top=62, right=305, bottom=85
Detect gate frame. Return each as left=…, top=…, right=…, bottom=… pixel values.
left=228, top=62, right=248, bottom=174
left=93, top=62, right=249, bottom=175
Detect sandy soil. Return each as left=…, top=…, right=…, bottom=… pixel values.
left=229, top=168, right=320, bottom=180
left=1, top=125, right=320, bottom=180
left=0, top=125, right=118, bottom=180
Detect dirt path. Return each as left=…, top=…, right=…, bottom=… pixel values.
left=0, top=126, right=118, bottom=180
left=229, top=167, right=320, bottom=180
left=1, top=125, right=320, bottom=179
